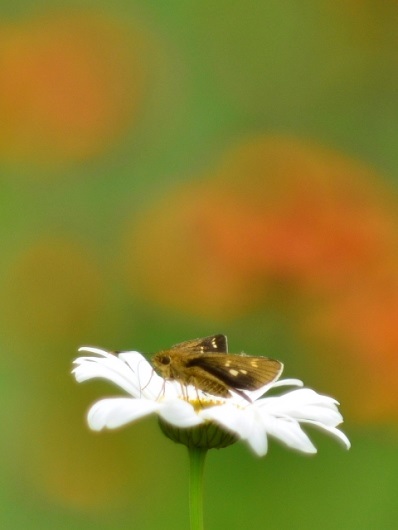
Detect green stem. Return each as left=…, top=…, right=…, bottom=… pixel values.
left=188, top=447, right=207, bottom=530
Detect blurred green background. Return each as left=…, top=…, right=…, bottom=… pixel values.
left=2, top=1, right=398, bottom=528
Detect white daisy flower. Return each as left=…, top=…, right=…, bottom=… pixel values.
left=72, top=347, right=350, bottom=456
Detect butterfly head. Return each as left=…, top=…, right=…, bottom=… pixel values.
left=152, top=353, right=173, bottom=378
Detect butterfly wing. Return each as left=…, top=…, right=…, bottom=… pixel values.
left=170, top=334, right=228, bottom=354
left=187, top=354, right=283, bottom=391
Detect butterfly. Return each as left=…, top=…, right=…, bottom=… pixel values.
left=151, top=334, right=283, bottom=401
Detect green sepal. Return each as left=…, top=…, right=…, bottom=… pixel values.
left=158, top=419, right=238, bottom=449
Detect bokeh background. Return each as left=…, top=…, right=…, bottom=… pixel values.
left=2, top=1, right=398, bottom=529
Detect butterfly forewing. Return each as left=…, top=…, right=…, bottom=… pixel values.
left=187, top=354, right=283, bottom=391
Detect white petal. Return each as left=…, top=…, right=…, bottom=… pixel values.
left=245, top=424, right=268, bottom=456
left=258, top=389, right=343, bottom=425
left=245, top=378, right=304, bottom=402
left=200, top=403, right=246, bottom=436
left=73, top=350, right=150, bottom=398
left=296, top=405, right=343, bottom=427
left=270, top=378, right=304, bottom=389
left=118, top=352, right=172, bottom=400
left=261, top=414, right=317, bottom=453
left=242, top=408, right=269, bottom=456
left=202, top=404, right=271, bottom=456
left=87, top=397, right=161, bottom=431
left=78, top=346, right=110, bottom=356
left=286, top=388, right=339, bottom=407
left=300, top=420, right=351, bottom=450
left=158, top=399, right=203, bottom=428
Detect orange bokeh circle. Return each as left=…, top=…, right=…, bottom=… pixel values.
left=0, top=11, right=147, bottom=169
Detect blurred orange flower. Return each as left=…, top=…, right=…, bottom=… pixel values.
left=306, top=265, right=398, bottom=423
left=123, top=136, right=396, bottom=311
left=122, top=182, right=259, bottom=320
left=0, top=10, right=147, bottom=169
left=205, top=138, right=396, bottom=294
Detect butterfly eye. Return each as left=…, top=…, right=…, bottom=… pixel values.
left=159, top=355, right=171, bottom=365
